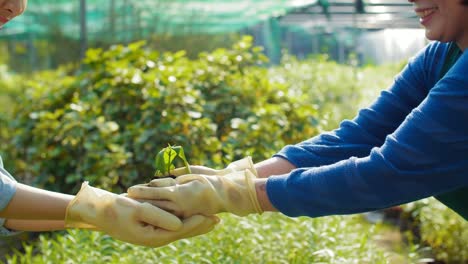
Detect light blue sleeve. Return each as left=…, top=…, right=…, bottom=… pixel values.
left=0, top=156, right=17, bottom=210
left=0, top=156, right=22, bottom=236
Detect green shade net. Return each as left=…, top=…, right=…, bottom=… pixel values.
left=0, top=0, right=317, bottom=40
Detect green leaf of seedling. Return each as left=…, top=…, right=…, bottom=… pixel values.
left=154, top=145, right=191, bottom=178
left=171, top=146, right=190, bottom=171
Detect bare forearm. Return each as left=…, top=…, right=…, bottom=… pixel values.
left=254, top=157, right=296, bottom=178
left=4, top=219, right=65, bottom=231
left=0, top=183, right=74, bottom=220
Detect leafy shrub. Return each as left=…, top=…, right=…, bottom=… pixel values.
left=2, top=36, right=376, bottom=194
left=0, top=64, right=22, bottom=121
left=403, top=199, right=468, bottom=263
left=1, top=37, right=436, bottom=263
left=0, top=64, right=21, bottom=166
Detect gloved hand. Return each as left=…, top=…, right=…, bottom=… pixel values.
left=127, top=170, right=263, bottom=218
left=65, top=182, right=220, bottom=247
left=170, top=156, right=258, bottom=177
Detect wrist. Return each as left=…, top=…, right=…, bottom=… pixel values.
left=255, top=157, right=296, bottom=178
left=254, top=178, right=277, bottom=212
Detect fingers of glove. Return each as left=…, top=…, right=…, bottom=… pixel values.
left=173, top=173, right=211, bottom=184
left=139, top=215, right=220, bottom=247
left=127, top=185, right=177, bottom=200
left=179, top=215, right=220, bottom=239
left=127, top=224, right=176, bottom=247
left=172, top=165, right=221, bottom=176
left=119, top=193, right=182, bottom=218
left=148, top=177, right=177, bottom=187
left=170, top=167, right=191, bottom=177
left=158, top=215, right=219, bottom=240
left=134, top=199, right=183, bottom=218
left=126, top=183, right=149, bottom=194
left=187, top=166, right=220, bottom=175
left=137, top=202, right=182, bottom=231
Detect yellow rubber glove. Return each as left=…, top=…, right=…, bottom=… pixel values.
left=171, top=156, right=258, bottom=177
left=127, top=170, right=263, bottom=218
left=65, top=182, right=220, bottom=247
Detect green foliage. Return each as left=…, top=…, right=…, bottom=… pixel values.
left=2, top=33, right=241, bottom=73
left=0, top=37, right=439, bottom=262
left=154, top=145, right=190, bottom=177
left=0, top=65, right=22, bottom=161
left=148, top=34, right=242, bottom=59
left=6, top=214, right=415, bottom=263
left=0, top=64, right=20, bottom=115
left=2, top=36, right=263, bottom=192
left=2, top=35, right=379, bottom=194
left=403, top=199, right=468, bottom=263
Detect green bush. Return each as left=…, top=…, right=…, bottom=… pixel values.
left=2, top=36, right=375, bottom=194
left=0, top=64, right=21, bottom=115
left=403, top=199, right=468, bottom=263
left=0, top=64, right=21, bottom=162
left=0, top=37, right=436, bottom=262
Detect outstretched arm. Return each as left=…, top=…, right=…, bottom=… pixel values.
left=4, top=219, right=65, bottom=231
left=0, top=183, right=73, bottom=220
left=266, top=49, right=468, bottom=218
left=272, top=44, right=446, bottom=171
left=0, top=182, right=70, bottom=231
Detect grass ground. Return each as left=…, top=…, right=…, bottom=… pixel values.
left=3, top=213, right=425, bottom=264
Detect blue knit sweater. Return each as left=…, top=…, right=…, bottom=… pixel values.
left=267, top=42, right=468, bottom=217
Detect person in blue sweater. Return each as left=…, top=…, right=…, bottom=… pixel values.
left=128, top=0, right=468, bottom=225
left=0, top=0, right=218, bottom=247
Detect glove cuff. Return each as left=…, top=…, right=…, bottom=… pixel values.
left=64, top=182, right=99, bottom=229
left=244, top=170, right=263, bottom=214
left=225, top=156, right=258, bottom=177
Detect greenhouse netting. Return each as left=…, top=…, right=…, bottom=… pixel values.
left=0, top=0, right=418, bottom=40
left=0, top=0, right=423, bottom=71
left=0, top=0, right=319, bottom=40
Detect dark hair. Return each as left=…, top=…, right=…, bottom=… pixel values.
left=463, top=0, right=468, bottom=5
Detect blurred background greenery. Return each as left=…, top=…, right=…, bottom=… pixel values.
left=0, top=1, right=466, bottom=263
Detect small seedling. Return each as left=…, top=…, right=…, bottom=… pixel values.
left=154, top=144, right=191, bottom=178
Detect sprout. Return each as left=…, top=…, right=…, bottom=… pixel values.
left=154, top=144, right=191, bottom=178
